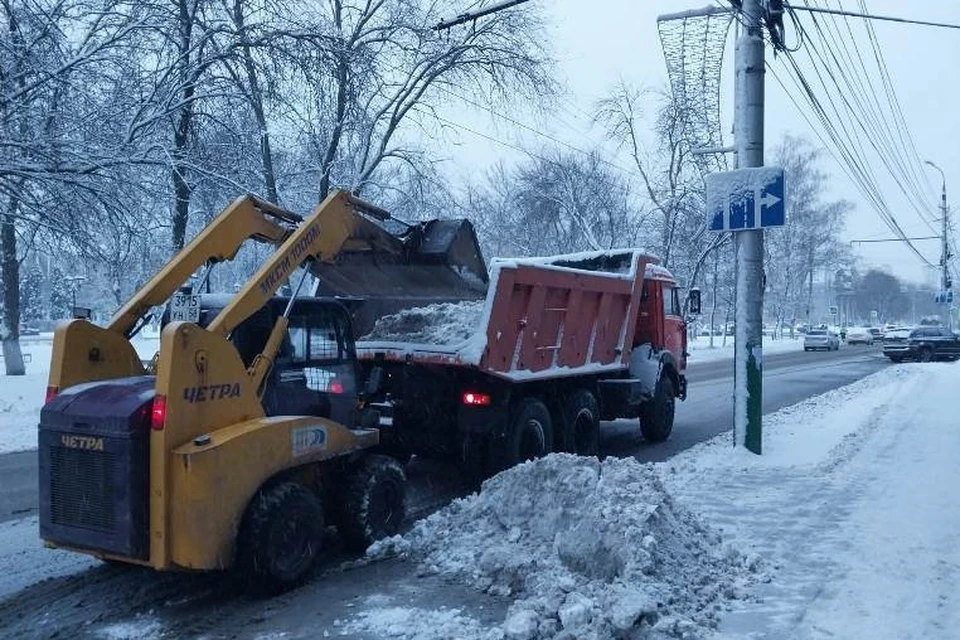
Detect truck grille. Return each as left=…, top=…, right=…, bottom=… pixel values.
left=50, top=446, right=116, bottom=532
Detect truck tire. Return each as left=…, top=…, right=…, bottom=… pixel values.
left=236, top=482, right=324, bottom=594
left=639, top=376, right=675, bottom=443
left=559, top=389, right=600, bottom=457
left=919, top=347, right=934, bottom=362
left=493, top=397, right=554, bottom=472
left=337, top=455, right=406, bottom=552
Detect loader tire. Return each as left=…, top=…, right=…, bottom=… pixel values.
left=639, top=376, right=675, bottom=443
left=236, top=482, right=324, bottom=594
left=559, top=389, right=600, bottom=457
left=338, top=455, right=406, bottom=552
left=492, top=397, right=554, bottom=473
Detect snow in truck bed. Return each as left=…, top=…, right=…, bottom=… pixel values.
left=359, top=300, right=486, bottom=346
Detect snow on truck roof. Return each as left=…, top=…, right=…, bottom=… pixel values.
left=490, top=249, right=672, bottom=282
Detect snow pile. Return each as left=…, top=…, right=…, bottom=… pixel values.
left=361, top=300, right=485, bottom=345
left=369, top=454, right=758, bottom=639
left=337, top=602, right=502, bottom=640
left=94, top=615, right=164, bottom=639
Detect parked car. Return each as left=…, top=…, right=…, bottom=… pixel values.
left=19, top=324, right=40, bottom=336
left=845, top=326, right=874, bottom=345
left=804, top=328, right=840, bottom=351
left=883, top=326, right=960, bottom=362
left=868, top=327, right=883, bottom=341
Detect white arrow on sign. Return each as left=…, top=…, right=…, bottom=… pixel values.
left=754, top=190, right=781, bottom=222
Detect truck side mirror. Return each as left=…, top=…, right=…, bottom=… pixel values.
left=688, top=288, right=702, bottom=315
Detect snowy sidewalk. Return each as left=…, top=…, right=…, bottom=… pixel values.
left=665, top=362, right=960, bottom=639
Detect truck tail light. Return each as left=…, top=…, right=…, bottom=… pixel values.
left=462, top=392, right=491, bottom=406
left=328, top=378, right=344, bottom=394
left=151, top=395, right=167, bottom=431
left=45, top=386, right=59, bottom=404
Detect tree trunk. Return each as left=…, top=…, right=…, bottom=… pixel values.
left=234, top=0, right=278, bottom=204
left=319, top=1, right=348, bottom=201
left=1, top=196, right=25, bottom=375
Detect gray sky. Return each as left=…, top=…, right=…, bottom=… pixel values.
left=440, top=1, right=960, bottom=285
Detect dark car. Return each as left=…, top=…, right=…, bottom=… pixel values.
left=19, top=324, right=41, bottom=336
left=882, top=326, right=960, bottom=363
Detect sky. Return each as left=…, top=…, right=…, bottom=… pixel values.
left=439, top=1, right=960, bottom=286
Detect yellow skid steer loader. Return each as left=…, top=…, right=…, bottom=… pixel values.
left=39, top=191, right=420, bottom=592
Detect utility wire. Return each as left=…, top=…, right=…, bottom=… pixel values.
left=770, top=4, right=938, bottom=266
left=801, top=2, right=938, bottom=233
left=786, top=3, right=960, bottom=31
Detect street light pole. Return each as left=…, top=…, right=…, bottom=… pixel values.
left=924, top=160, right=952, bottom=330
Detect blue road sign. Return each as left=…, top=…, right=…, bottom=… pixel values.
left=706, top=167, right=786, bottom=232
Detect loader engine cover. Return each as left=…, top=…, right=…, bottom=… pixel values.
left=39, top=376, right=155, bottom=560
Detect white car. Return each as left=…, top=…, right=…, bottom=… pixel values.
left=804, top=329, right=840, bottom=351
left=845, top=326, right=874, bottom=345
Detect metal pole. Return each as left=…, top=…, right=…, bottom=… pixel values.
left=942, top=180, right=952, bottom=330
left=925, top=160, right=951, bottom=330
left=734, top=0, right=765, bottom=454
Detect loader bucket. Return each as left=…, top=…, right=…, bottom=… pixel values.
left=312, top=217, right=488, bottom=337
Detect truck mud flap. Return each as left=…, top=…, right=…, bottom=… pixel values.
left=597, top=379, right=649, bottom=420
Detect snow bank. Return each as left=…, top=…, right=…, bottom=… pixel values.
left=337, top=602, right=502, bottom=640
left=686, top=336, right=803, bottom=363
left=361, top=300, right=485, bottom=345
left=0, top=331, right=160, bottom=454
left=368, top=454, right=758, bottom=639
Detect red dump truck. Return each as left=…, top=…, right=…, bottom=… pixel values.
left=356, top=250, right=689, bottom=479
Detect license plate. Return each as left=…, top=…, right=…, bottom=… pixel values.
left=169, top=293, right=201, bottom=323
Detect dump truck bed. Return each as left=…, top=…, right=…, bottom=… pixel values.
left=357, top=250, right=664, bottom=382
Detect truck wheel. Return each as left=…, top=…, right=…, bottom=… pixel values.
left=639, top=376, right=675, bottom=443
left=236, top=482, right=324, bottom=594
left=494, top=398, right=554, bottom=472
left=919, top=347, right=934, bottom=363
left=559, top=389, right=600, bottom=457
left=888, top=356, right=902, bottom=363
left=337, top=455, right=406, bottom=552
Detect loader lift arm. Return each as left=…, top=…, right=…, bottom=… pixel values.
left=49, top=190, right=393, bottom=396
left=109, top=195, right=301, bottom=337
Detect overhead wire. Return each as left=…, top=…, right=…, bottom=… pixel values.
left=796, top=4, right=934, bottom=233
left=768, top=1, right=938, bottom=266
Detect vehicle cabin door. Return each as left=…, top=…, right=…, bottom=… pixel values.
left=634, top=281, right=663, bottom=350
left=661, top=283, right=686, bottom=369
left=940, top=326, right=960, bottom=357
left=266, top=309, right=359, bottom=426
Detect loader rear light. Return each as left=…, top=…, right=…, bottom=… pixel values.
left=328, top=379, right=344, bottom=394
left=45, top=386, right=59, bottom=404
left=151, top=395, right=167, bottom=431
left=462, top=392, right=492, bottom=406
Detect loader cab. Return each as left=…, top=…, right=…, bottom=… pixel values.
left=189, top=296, right=362, bottom=425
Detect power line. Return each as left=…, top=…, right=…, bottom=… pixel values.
left=850, top=236, right=939, bottom=244
left=786, top=3, right=960, bottom=31
left=769, top=6, right=939, bottom=267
